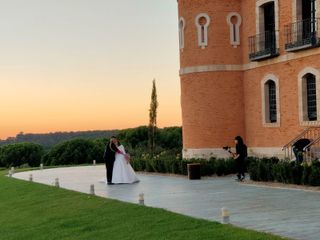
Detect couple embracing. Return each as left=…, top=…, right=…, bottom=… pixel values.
left=103, top=136, right=139, bottom=185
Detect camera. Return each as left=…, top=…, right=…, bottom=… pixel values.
left=223, top=146, right=231, bottom=151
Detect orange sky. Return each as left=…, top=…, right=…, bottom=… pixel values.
left=0, top=0, right=181, bottom=140
left=0, top=66, right=181, bottom=139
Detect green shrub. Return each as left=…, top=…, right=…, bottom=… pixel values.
left=131, top=157, right=146, bottom=172
left=248, top=158, right=259, bottom=181
left=0, top=143, right=44, bottom=167
left=215, top=160, right=226, bottom=176
left=256, top=159, right=269, bottom=181
left=308, top=161, right=320, bottom=186
left=291, top=164, right=303, bottom=185
left=42, top=139, right=98, bottom=166
left=145, top=158, right=156, bottom=172
left=276, top=161, right=292, bottom=184
left=224, top=159, right=236, bottom=175
left=248, top=158, right=320, bottom=186
left=131, top=155, right=239, bottom=177
left=272, top=163, right=283, bottom=183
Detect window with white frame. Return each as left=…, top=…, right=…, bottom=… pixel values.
left=293, top=0, right=316, bottom=22
left=179, top=17, right=186, bottom=50
left=298, top=67, right=320, bottom=124
left=267, top=80, right=277, bottom=122
left=261, top=74, right=280, bottom=126
left=255, top=0, right=279, bottom=51
left=290, top=0, right=317, bottom=47
left=195, top=13, right=210, bottom=49
left=226, top=13, right=242, bottom=47
left=302, top=73, right=317, bottom=121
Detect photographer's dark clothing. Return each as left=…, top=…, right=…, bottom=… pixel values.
left=103, top=141, right=119, bottom=183
left=235, top=144, right=247, bottom=180
left=236, top=144, right=247, bottom=160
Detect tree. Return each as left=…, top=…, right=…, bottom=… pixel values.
left=148, top=79, right=158, bottom=156
left=42, top=139, right=97, bottom=166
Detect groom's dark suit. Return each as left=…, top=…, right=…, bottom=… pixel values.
left=103, top=141, right=119, bottom=183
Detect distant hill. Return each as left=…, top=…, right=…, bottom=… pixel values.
left=0, top=130, right=119, bottom=148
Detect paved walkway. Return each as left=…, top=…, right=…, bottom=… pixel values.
left=13, top=166, right=320, bottom=240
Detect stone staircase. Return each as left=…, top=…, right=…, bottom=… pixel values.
left=282, top=127, right=320, bottom=161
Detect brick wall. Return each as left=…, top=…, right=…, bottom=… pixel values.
left=178, top=0, right=320, bottom=156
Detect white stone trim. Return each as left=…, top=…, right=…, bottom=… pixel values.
left=298, top=67, right=320, bottom=126
left=248, top=147, right=284, bottom=159
left=179, top=47, right=320, bottom=75
left=255, top=0, right=279, bottom=50
left=180, top=64, right=243, bottom=75
left=292, top=0, right=301, bottom=22
left=261, top=74, right=281, bottom=127
left=183, top=148, right=231, bottom=159
left=195, top=13, right=210, bottom=49
left=226, top=12, right=242, bottom=47
left=183, top=147, right=285, bottom=159
left=179, top=17, right=186, bottom=50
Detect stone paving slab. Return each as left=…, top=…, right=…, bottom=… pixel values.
left=12, top=166, right=320, bottom=240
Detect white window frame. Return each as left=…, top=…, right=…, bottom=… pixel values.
left=179, top=17, right=186, bottom=51
left=255, top=0, right=279, bottom=50
left=261, top=74, right=281, bottom=127
left=292, top=0, right=320, bottom=22
left=195, top=13, right=210, bottom=49
left=298, top=67, right=320, bottom=126
left=226, top=12, right=242, bottom=47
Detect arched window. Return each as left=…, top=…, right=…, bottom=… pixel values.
left=261, top=74, right=280, bottom=126
left=304, top=73, right=317, bottom=121
left=227, top=13, right=242, bottom=47
left=298, top=67, right=320, bottom=125
left=179, top=17, right=186, bottom=50
left=195, top=13, right=210, bottom=49
left=267, top=80, right=277, bottom=122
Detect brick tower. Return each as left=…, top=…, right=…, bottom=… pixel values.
left=178, top=0, right=245, bottom=158
left=178, top=0, right=320, bottom=159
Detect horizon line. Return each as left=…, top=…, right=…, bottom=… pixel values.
left=0, top=125, right=182, bottom=141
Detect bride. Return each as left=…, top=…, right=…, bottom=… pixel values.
left=112, top=139, right=139, bottom=184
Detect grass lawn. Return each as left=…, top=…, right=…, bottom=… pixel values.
left=0, top=170, right=287, bottom=240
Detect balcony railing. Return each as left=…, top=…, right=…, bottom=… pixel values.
left=248, top=30, right=279, bottom=61
left=284, top=18, right=320, bottom=51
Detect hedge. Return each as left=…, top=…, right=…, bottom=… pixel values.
left=131, top=154, right=239, bottom=176
left=248, top=157, right=320, bottom=186
left=0, top=143, right=44, bottom=168
left=42, top=138, right=105, bottom=166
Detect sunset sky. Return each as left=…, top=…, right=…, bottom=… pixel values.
left=0, top=0, right=181, bottom=140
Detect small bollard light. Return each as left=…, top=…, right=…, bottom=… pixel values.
left=40, top=163, right=44, bottom=170
left=221, top=207, right=230, bottom=224
left=29, top=174, right=33, bottom=182
left=55, top=178, right=60, bottom=188
left=90, top=184, right=95, bottom=195
left=139, top=193, right=144, bottom=205
left=8, top=170, right=12, bottom=177
left=11, top=167, right=15, bottom=174
left=93, top=160, right=96, bottom=166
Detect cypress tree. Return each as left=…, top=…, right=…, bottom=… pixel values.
left=148, top=79, right=158, bottom=156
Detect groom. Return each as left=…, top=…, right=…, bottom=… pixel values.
left=103, top=136, right=119, bottom=185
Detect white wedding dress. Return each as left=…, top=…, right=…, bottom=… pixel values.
left=112, top=145, right=139, bottom=184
